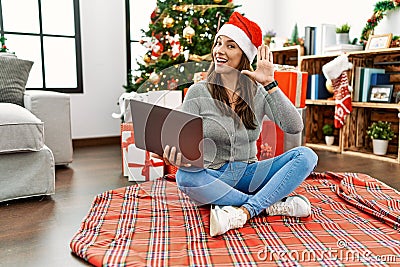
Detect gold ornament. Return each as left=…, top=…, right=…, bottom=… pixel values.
left=325, top=79, right=334, bottom=94
left=213, top=0, right=223, bottom=3
left=183, top=25, right=195, bottom=43
left=163, top=16, right=175, bottom=28
left=143, top=54, right=151, bottom=64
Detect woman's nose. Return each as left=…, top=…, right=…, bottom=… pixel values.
left=215, top=46, right=226, bottom=54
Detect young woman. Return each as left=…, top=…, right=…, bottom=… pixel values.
left=163, top=12, right=318, bottom=236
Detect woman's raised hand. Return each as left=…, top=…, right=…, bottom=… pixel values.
left=241, top=44, right=275, bottom=86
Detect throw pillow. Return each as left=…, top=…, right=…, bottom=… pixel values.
left=0, top=57, right=33, bottom=107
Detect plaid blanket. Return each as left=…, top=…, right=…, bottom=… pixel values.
left=70, top=172, right=400, bottom=266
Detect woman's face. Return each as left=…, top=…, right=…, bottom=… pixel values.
left=213, top=35, right=243, bottom=74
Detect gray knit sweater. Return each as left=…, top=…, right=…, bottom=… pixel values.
left=182, top=81, right=303, bottom=169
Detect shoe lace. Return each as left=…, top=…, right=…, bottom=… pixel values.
left=223, top=207, right=246, bottom=228
left=267, top=201, right=291, bottom=215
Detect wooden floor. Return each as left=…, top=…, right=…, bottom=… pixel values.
left=1, top=144, right=400, bottom=267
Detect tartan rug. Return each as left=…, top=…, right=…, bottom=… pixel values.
left=70, top=172, right=400, bottom=266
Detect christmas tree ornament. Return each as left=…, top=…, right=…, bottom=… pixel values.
left=143, top=54, right=151, bottom=64
left=183, top=25, right=195, bottom=43
left=325, top=79, right=334, bottom=94
left=151, top=40, right=164, bottom=59
left=166, top=34, right=181, bottom=59
left=142, top=37, right=164, bottom=60
left=149, top=72, right=160, bottom=85
left=214, top=0, right=223, bottom=3
left=163, top=16, right=175, bottom=28
left=167, top=78, right=178, bottom=90
left=150, top=9, right=158, bottom=24
left=322, top=55, right=353, bottom=128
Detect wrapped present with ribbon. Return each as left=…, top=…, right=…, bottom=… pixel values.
left=256, top=120, right=284, bottom=160
left=126, top=144, right=164, bottom=182
left=275, top=71, right=308, bottom=108
left=121, top=123, right=134, bottom=176
left=256, top=108, right=306, bottom=160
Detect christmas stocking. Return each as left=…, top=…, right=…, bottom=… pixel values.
left=322, top=55, right=353, bottom=128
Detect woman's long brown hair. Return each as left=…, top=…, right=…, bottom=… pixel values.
left=206, top=52, right=258, bottom=130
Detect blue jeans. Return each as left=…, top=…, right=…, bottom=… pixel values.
left=175, top=146, right=318, bottom=218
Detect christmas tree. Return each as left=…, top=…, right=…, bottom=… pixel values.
left=125, top=0, right=238, bottom=93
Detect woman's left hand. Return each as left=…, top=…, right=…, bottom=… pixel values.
left=241, top=44, right=275, bottom=86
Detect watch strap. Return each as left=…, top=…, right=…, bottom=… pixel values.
left=264, top=80, right=278, bottom=91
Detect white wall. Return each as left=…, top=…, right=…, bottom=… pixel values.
left=235, top=0, right=275, bottom=36
left=237, top=0, right=399, bottom=43
left=273, top=0, right=377, bottom=41
left=71, top=0, right=399, bottom=139
left=70, top=0, right=126, bottom=139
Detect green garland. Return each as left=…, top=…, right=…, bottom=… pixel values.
left=360, top=0, right=400, bottom=43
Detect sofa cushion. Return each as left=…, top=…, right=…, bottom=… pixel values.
left=0, top=57, right=33, bottom=107
left=0, top=103, right=44, bottom=153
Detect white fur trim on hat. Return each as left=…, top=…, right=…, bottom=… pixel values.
left=215, top=24, right=258, bottom=63
left=322, top=54, right=353, bottom=80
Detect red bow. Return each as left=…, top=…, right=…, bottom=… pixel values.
left=128, top=151, right=164, bottom=180
left=122, top=132, right=134, bottom=151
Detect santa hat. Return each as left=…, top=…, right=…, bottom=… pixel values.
left=215, top=12, right=262, bottom=63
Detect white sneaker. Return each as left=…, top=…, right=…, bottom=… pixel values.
left=265, top=195, right=311, bottom=217
left=209, top=205, right=247, bottom=237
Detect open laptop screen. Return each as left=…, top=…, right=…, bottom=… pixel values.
left=129, top=99, right=204, bottom=168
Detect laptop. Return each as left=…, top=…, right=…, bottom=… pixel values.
left=129, top=99, right=204, bottom=168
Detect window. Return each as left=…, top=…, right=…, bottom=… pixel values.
left=125, top=0, right=156, bottom=79
left=0, top=0, right=83, bottom=93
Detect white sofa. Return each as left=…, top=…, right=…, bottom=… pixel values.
left=0, top=54, right=73, bottom=202
left=0, top=91, right=73, bottom=202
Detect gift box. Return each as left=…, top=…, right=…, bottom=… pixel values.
left=257, top=120, right=284, bottom=160
left=126, top=144, right=164, bottom=182
left=275, top=71, right=308, bottom=108
left=257, top=108, right=306, bottom=160
left=121, top=122, right=134, bottom=176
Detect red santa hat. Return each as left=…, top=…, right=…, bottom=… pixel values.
left=215, top=12, right=262, bottom=63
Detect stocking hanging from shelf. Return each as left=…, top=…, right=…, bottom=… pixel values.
left=322, top=55, right=353, bottom=128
